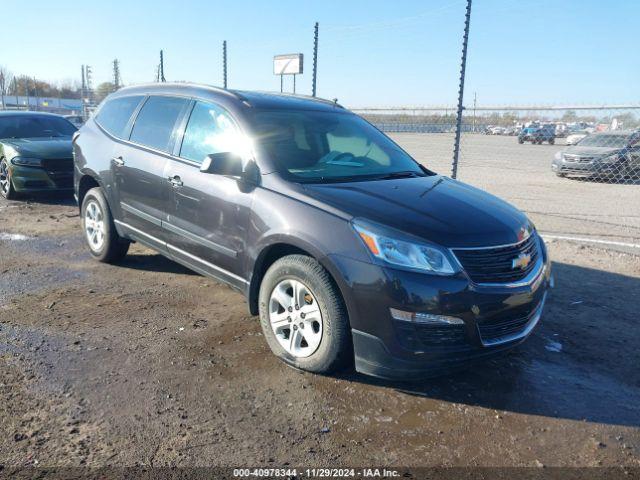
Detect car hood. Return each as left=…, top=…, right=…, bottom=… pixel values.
left=2, top=137, right=73, bottom=159
left=302, top=175, right=531, bottom=248
left=563, top=145, right=621, bottom=156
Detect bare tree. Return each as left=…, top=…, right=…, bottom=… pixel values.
left=0, top=66, right=13, bottom=110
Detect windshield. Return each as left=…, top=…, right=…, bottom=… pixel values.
left=0, top=115, right=77, bottom=139
left=249, top=110, right=426, bottom=183
left=577, top=134, right=630, bottom=148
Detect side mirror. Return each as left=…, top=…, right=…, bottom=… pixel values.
left=200, top=152, right=243, bottom=176
left=200, top=152, right=260, bottom=186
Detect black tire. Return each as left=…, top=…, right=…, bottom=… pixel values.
left=0, top=158, right=18, bottom=200
left=549, top=138, right=555, bottom=145
left=556, top=172, right=566, bottom=178
left=258, top=254, right=351, bottom=374
left=518, top=138, right=524, bottom=144
left=81, top=187, right=130, bottom=263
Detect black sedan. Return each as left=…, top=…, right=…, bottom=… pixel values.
left=0, top=111, right=77, bottom=199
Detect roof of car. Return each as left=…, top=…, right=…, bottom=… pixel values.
left=110, top=82, right=345, bottom=112
left=0, top=111, right=64, bottom=118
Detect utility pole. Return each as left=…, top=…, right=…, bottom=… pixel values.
left=473, top=92, right=477, bottom=133
left=81, top=65, right=86, bottom=100
left=312, top=22, right=319, bottom=97
left=223, top=41, right=227, bottom=89
left=85, top=65, right=93, bottom=102
left=113, top=59, right=121, bottom=90
left=451, top=0, right=473, bottom=179
left=159, top=50, right=166, bottom=82
left=81, top=65, right=94, bottom=120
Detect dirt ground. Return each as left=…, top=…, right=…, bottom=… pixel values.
left=1, top=141, right=639, bottom=472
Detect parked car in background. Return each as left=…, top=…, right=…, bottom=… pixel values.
left=73, top=83, right=551, bottom=379
left=565, top=130, right=590, bottom=146
left=518, top=124, right=556, bottom=144
left=552, top=130, right=640, bottom=180
left=484, top=125, right=506, bottom=135
left=0, top=112, right=77, bottom=199
left=554, top=123, right=568, bottom=138
left=504, top=126, right=521, bottom=136
left=64, top=115, right=84, bottom=129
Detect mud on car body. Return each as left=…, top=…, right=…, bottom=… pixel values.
left=73, top=83, right=551, bottom=380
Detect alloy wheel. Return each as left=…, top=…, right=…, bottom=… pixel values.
left=269, top=278, right=323, bottom=358
left=0, top=160, right=9, bottom=196
left=84, top=200, right=106, bottom=252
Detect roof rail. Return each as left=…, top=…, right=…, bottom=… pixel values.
left=239, top=90, right=344, bottom=109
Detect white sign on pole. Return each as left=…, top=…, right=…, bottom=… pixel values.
left=274, top=54, right=304, bottom=75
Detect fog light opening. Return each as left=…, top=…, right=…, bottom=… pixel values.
left=389, top=308, right=464, bottom=325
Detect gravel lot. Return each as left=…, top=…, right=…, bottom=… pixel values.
left=0, top=134, right=639, bottom=472
left=391, top=133, right=640, bottom=253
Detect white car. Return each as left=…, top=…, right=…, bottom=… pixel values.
left=566, top=131, right=589, bottom=145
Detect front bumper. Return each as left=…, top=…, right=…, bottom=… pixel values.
left=10, top=164, right=74, bottom=192
left=329, top=252, right=552, bottom=380
left=551, top=158, right=621, bottom=177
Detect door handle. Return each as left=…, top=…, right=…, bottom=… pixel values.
left=168, top=175, right=183, bottom=188
left=112, top=156, right=125, bottom=166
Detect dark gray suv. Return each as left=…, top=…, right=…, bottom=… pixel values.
left=74, top=83, right=551, bottom=380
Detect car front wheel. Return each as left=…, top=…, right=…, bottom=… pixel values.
left=0, top=159, right=17, bottom=200
left=81, top=187, right=130, bottom=263
left=258, top=254, right=351, bottom=374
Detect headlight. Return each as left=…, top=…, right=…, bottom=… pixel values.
left=600, top=153, right=621, bottom=164
left=353, top=221, right=458, bottom=275
left=11, top=156, right=42, bottom=167
left=554, top=151, right=563, bottom=161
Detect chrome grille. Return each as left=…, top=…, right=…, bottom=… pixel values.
left=564, top=154, right=595, bottom=164
left=453, top=233, right=540, bottom=284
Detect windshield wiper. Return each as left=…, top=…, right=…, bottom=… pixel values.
left=373, top=171, right=423, bottom=180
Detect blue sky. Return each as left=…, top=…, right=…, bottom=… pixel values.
left=3, top=0, right=638, bottom=106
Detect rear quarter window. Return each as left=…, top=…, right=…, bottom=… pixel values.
left=95, top=96, right=144, bottom=139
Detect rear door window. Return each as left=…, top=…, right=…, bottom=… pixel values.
left=130, top=96, right=189, bottom=153
left=96, top=95, right=144, bottom=138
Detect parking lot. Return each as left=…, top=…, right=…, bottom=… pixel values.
left=393, top=133, right=640, bottom=252
left=1, top=134, right=639, bottom=469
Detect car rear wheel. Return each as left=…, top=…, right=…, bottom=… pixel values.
left=549, top=138, right=555, bottom=145
left=81, top=187, right=130, bottom=263
left=0, top=159, right=17, bottom=200
left=258, top=254, right=351, bottom=374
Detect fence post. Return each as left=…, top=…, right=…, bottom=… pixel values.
left=312, top=22, right=319, bottom=97
left=451, top=0, right=473, bottom=179
left=223, top=40, right=228, bottom=89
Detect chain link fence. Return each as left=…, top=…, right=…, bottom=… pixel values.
left=354, top=105, right=640, bottom=251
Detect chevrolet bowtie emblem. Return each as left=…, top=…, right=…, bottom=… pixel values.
left=512, top=253, right=532, bottom=270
